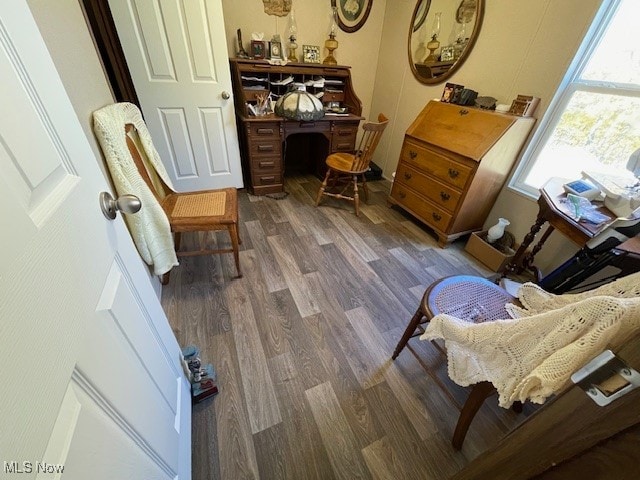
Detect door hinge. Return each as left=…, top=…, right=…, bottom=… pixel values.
left=571, top=350, right=640, bottom=406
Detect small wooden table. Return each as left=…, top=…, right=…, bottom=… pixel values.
left=504, top=178, right=640, bottom=282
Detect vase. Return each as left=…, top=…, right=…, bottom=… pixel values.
left=487, top=218, right=510, bottom=243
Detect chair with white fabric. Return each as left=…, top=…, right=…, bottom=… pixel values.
left=392, top=272, right=640, bottom=449
left=93, top=103, right=241, bottom=283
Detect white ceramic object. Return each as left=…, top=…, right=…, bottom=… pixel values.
left=487, top=218, right=510, bottom=243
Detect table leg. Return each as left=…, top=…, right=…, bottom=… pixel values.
left=504, top=213, right=548, bottom=277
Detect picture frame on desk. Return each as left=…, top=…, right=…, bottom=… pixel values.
left=302, top=45, right=321, bottom=64
left=269, top=41, right=283, bottom=60
left=251, top=40, right=265, bottom=59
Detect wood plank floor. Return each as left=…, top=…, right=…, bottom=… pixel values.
left=162, top=175, right=532, bottom=480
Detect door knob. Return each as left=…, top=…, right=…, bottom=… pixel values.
left=221, top=91, right=231, bottom=100
left=100, top=192, right=142, bottom=220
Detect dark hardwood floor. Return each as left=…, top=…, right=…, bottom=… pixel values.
left=162, top=175, right=530, bottom=480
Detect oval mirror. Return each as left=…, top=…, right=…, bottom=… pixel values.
left=409, top=0, right=484, bottom=85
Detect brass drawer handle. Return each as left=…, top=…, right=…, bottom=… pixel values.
left=409, top=150, right=417, bottom=159
left=256, top=128, right=274, bottom=135
left=337, top=129, right=352, bottom=136
left=448, top=168, right=459, bottom=179
left=258, top=145, right=274, bottom=152
left=440, top=191, right=450, bottom=201
left=459, top=109, right=469, bottom=116
left=432, top=212, right=442, bottom=221
left=259, top=161, right=275, bottom=168
left=398, top=191, right=406, bottom=199
left=404, top=172, right=412, bottom=180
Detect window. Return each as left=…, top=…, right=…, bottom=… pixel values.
left=510, top=0, right=640, bottom=197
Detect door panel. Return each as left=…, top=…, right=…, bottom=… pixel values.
left=109, top=0, right=243, bottom=190
left=0, top=3, right=190, bottom=478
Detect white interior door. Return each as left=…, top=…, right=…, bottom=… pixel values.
left=0, top=3, right=190, bottom=478
left=108, top=0, right=244, bottom=191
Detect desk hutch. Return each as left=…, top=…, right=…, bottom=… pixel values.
left=389, top=101, right=535, bottom=246
left=229, top=59, right=363, bottom=195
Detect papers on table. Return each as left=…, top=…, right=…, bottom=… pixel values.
left=271, top=75, right=293, bottom=86
left=241, top=75, right=268, bottom=82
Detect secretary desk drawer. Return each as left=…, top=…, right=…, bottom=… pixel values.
left=395, top=163, right=461, bottom=212
left=400, top=140, right=473, bottom=190
left=390, top=184, right=452, bottom=231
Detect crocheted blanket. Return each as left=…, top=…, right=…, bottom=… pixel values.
left=93, top=103, right=178, bottom=275
left=421, top=272, right=640, bottom=408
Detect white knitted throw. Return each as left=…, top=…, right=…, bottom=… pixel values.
left=93, top=103, right=178, bottom=275
left=421, top=272, right=640, bottom=408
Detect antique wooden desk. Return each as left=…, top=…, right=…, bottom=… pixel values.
left=229, top=59, right=363, bottom=195
left=505, top=178, right=640, bottom=283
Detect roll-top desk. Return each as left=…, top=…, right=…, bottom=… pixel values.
left=389, top=101, right=535, bottom=246
left=229, top=59, right=363, bottom=195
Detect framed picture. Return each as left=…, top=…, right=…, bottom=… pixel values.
left=269, top=41, right=283, bottom=60
left=302, top=45, right=321, bottom=64
left=251, top=40, right=265, bottom=59
left=440, top=46, right=455, bottom=62
left=331, top=0, right=373, bottom=33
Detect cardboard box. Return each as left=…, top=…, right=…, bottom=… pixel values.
left=465, top=231, right=515, bottom=272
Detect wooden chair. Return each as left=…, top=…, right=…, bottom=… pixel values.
left=315, top=113, right=389, bottom=216
left=124, top=124, right=241, bottom=283
left=392, top=275, right=523, bottom=450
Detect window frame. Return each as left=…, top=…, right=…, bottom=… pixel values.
left=509, top=0, right=638, bottom=198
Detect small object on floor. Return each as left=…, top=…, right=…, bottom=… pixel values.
left=181, top=345, right=200, bottom=360
left=192, top=379, right=219, bottom=403
left=266, top=191, right=289, bottom=200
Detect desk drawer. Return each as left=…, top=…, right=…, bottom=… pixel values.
left=331, top=123, right=358, bottom=152
left=254, top=172, right=282, bottom=186
left=401, top=140, right=473, bottom=190
left=249, top=139, right=281, bottom=157
left=285, top=121, right=331, bottom=136
left=390, top=183, right=452, bottom=231
left=395, top=163, right=461, bottom=212
left=248, top=122, right=280, bottom=139
left=251, top=156, right=282, bottom=173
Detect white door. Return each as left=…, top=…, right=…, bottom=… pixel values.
left=0, top=3, right=190, bottom=479
left=108, top=0, right=244, bottom=191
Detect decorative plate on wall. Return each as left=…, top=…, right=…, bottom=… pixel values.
left=331, top=0, right=373, bottom=33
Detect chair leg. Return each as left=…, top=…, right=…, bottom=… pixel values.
left=229, top=223, right=242, bottom=278
left=353, top=175, right=360, bottom=216
left=392, top=306, right=425, bottom=359
left=452, top=381, right=496, bottom=450
left=316, top=169, right=331, bottom=206
left=160, top=272, right=170, bottom=285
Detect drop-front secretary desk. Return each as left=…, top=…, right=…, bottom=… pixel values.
left=389, top=101, right=535, bottom=246
left=229, top=59, right=363, bottom=195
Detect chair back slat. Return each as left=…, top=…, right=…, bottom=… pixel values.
left=125, top=124, right=170, bottom=201
left=351, top=113, right=389, bottom=172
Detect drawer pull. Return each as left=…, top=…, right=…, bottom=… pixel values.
left=409, top=150, right=417, bottom=159
left=261, top=176, right=275, bottom=184
left=459, top=109, right=469, bottom=116
left=337, top=129, right=352, bottom=136
left=404, top=172, right=412, bottom=180
left=398, top=191, right=406, bottom=199
left=432, top=212, right=442, bottom=222
left=440, top=191, right=450, bottom=201
left=301, top=122, right=316, bottom=128
left=336, top=143, right=352, bottom=150
left=448, top=168, right=459, bottom=179
left=258, top=145, right=274, bottom=152
left=259, top=161, right=275, bottom=168
left=256, top=128, right=274, bottom=135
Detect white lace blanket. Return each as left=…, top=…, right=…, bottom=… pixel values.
left=93, top=103, right=178, bottom=275
left=421, top=272, right=640, bottom=407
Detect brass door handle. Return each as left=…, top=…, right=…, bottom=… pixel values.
left=222, top=91, right=231, bottom=100
left=440, top=191, right=450, bottom=201
left=448, top=168, right=459, bottom=178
